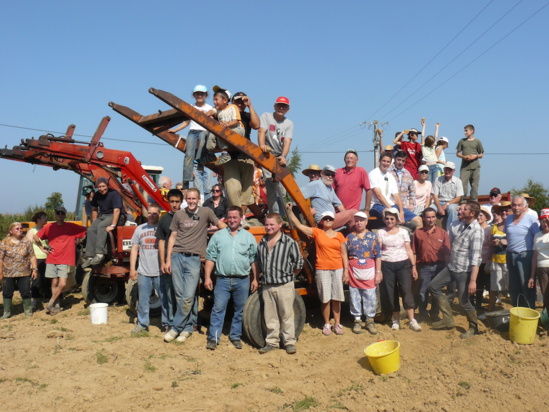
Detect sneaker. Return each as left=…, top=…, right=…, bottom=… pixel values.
left=163, top=329, right=179, bottom=343
left=409, top=319, right=422, bottom=332
left=214, top=153, right=231, bottom=166
left=285, top=344, right=297, bottom=355
left=391, top=320, right=400, bottom=330
left=365, top=319, right=378, bottom=335
left=131, top=324, right=147, bottom=335
left=258, top=345, right=277, bottom=354
left=230, top=340, right=243, bottom=349
left=322, top=324, right=331, bottom=336
left=241, top=217, right=251, bottom=230
left=333, top=324, right=344, bottom=335
left=206, top=339, right=217, bottom=350
left=352, top=319, right=363, bottom=334
left=175, top=331, right=192, bottom=343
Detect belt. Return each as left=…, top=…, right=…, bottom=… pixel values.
left=182, top=252, right=201, bottom=257
left=221, top=275, right=248, bottom=279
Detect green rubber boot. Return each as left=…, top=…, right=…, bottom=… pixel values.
left=1, top=298, right=12, bottom=319
left=431, top=295, right=455, bottom=330
left=460, top=310, right=479, bottom=339
left=23, top=298, right=33, bottom=317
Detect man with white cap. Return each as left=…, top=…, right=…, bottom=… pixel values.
left=431, top=161, right=464, bottom=231
left=258, top=96, right=294, bottom=214
left=301, top=165, right=358, bottom=230
left=334, top=149, right=371, bottom=213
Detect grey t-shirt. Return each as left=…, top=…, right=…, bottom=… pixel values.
left=169, top=207, right=219, bottom=256
left=259, top=112, right=294, bottom=156
left=131, top=223, right=160, bottom=277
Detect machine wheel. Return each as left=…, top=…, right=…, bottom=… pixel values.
left=81, top=271, right=120, bottom=305
left=125, top=278, right=162, bottom=317
left=242, top=289, right=306, bottom=348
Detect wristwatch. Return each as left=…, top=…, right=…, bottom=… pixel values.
left=110, top=225, right=116, bottom=228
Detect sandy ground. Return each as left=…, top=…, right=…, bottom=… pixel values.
left=1, top=291, right=548, bottom=412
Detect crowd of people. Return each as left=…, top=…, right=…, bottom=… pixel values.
left=2, top=88, right=548, bottom=354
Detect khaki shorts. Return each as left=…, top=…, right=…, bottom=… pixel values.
left=45, top=264, right=70, bottom=279
left=315, top=269, right=345, bottom=303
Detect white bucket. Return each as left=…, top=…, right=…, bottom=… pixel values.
left=89, top=303, right=108, bottom=325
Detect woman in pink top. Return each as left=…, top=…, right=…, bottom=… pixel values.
left=413, top=165, right=432, bottom=215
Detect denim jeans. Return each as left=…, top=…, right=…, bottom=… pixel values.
left=349, top=286, right=377, bottom=318
left=194, top=166, right=212, bottom=201
left=208, top=276, right=250, bottom=343
left=160, top=273, right=176, bottom=328
left=417, top=263, right=445, bottom=312
left=429, top=202, right=458, bottom=231
left=171, top=253, right=201, bottom=333
left=137, top=274, right=161, bottom=329
left=428, top=164, right=439, bottom=185
left=183, top=130, right=206, bottom=183
left=428, top=266, right=474, bottom=313
left=507, top=250, right=535, bottom=308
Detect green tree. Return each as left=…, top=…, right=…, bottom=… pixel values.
left=287, top=146, right=302, bottom=176
left=512, top=179, right=549, bottom=215
left=44, top=192, right=64, bottom=212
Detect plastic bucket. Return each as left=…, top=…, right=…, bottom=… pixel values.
left=89, top=303, right=108, bottom=325
left=509, top=307, right=539, bottom=344
left=364, top=340, right=400, bottom=375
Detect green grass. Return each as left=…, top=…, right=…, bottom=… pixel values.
left=171, top=381, right=178, bottom=388
left=96, top=351, right=108, bottom=365
left=49, top=319, right=59, bottom=324
left=231, top=383, right=243, bottom=389
left=267, top=387, right=283, bottom=394
left=14, top=377, right=47, bottom=390
left=77, top=309, right=90, bottom=316
left=330, top=401, right=348, bottom=410
left=294, top=396, right=318, bottom=411
left=144, top=360, right=156, bottom=372
left=105, top=336, right=123, bottom=343
left=458, top=381, right=470, bottom=390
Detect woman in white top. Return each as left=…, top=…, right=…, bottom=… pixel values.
left=413, top=165, right=432, bottom=215
left=529, top=208, right=549, bottom=312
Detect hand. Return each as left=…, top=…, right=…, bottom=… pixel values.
left=241, top=96, right=251, bottom=107
left=250, top=279, right=258, bottom=293
left=286, top=202, right=293, bottom=212
left=106, top=225, right=115, bottom=233
left=41, top=246, right=52, bottom=255
left=421, top=117, right=425, bottom=126
left=375, top=272, right=383, bottom=285
left=164, top=261, right=172, bottom=274
left=204, top=277, right=213, bottom=291
left=435, top=122, right=440, bottom=128
left=528, top=278, right=535, bottom=289
left=31, top=271, right=38, bottom=280
left=403, top=130, right=409, bottom=134
left=343, top=270, right=349, bottom=285
left=161, top=263, right=171, bottom=274
left=468, top=280, right=477, bottom=295
left=129, top=269, right=138, bottom=281
left=412, top=267, right=418, bottom=280
left=377, top=129, right=383, bottom=137
left=260, top=144, right=272, bottom=154
left=277, top=156, right=287, bottom=167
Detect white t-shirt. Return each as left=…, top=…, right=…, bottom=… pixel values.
left=368, top=167, right=399, bottom=206
left=190, top=103, right=213, bottom=131
left=534, top=231, right=549, bottom=267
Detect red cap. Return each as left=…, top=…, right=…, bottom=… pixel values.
left=275, top=96, right=290, bottom=105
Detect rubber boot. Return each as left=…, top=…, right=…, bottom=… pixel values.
left=23, top=299, right=33, bottom=317
left=475, top=289, right=483, bottom=310
left=460, top=310, right=479, bottom=339
left=431, top=296, right=455, bottom=329
left=1, top=298, right=12, bottom=319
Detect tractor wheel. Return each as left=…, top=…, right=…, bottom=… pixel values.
left=125, top=278, right=162, bottom=317
left=82, top=272, right=120, bottom=305
left=242, top=289, right=306, bottom=348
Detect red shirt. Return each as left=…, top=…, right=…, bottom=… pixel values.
left=412, top=226, right=451, bottom=265
left=37, top=222, right=87, bottom=266
left=400, top=141, right=422, bottom=180
left=333, top=166, right=371, bottom=210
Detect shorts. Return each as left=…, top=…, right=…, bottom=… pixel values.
left=315, top=269, right=345, bottom=303
left=45, top=264, right=70, bottom=279
left=490, top=261, right=508, bottom=292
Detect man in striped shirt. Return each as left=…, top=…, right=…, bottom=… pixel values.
left=257, top=213, right=303, bottom=354
left=428, top=201, right=484, bottom=338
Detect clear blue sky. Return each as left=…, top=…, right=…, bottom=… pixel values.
left=1, top=0, right=548, bottom=214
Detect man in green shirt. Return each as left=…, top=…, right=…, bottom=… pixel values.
left=456, top=124, right=484, bottom=202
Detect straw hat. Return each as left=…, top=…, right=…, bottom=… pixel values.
left=302, top=164, right=322, bottom=176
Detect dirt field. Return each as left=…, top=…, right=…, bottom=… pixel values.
left=1, top=293, right=548, bottom=412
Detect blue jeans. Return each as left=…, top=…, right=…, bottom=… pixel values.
left=194, top=166, right=212, bottom=201
left=160, top=273, right=176, bottom=328
left=428, top=164, right=439, bottom=185
left=208, top=276, right=250, bottom=343
left=137, top=274, right=161, bottom=329
left=183, top=130, right=206, bottom=183
left=430, top=202, right=458, bottom=231
left=171, top=253, right=201, bottom=333
left=507, top=250, right=535, bottom=308
left=417, top=263, right=445, bottom=312
left=428, top=266, right=475, bottom=313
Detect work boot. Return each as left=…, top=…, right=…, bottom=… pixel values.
left=1, top=298, right=12, bottom=319
left=461, top=310, right=479, bottom=339
left=365, top=317, right=377, bottom=335
left=431, top=296, right=455, bottom=330
left=23, top=299, right=33, bottom=317
left=352, top=319, right=363, bottom=334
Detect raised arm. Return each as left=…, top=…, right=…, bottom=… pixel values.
left=434, top=122, right=440, bottom=140
left=420, top=117, right=426, bottom=145
left=286, top=203, right=313, bottom=237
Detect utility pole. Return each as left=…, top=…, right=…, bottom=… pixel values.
left=360, top=120, right=388, bottom=169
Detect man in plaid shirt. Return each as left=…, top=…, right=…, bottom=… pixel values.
left=428, top=201, right=484, bottom=338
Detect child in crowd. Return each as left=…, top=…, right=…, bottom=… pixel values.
left=393, top=126, right=422, bottom=180
left=435, top=136, right=449, bottom=177
left=420, top=118, right=441, bottom=184
left=456, top=124, right=484, bottom=202
left=168, top=85, right=212, bottom=189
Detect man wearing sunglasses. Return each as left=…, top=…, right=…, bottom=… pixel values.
left=34, top=206, right=87, bottom=315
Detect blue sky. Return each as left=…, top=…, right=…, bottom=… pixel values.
left=1, top=0, right=548, bottom=214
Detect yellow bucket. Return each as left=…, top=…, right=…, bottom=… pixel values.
left=364, top=340, right=400, bottom=375
left=509, top=307, right=539, bottom=344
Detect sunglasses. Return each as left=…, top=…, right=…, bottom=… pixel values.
left=55, top=211, right=66, bottom=215
left=212, top=189, right=222, bottom=193
left=419, top=171, right=428, bottom=174
left=323, top=172, right=335, bottom=177
left=321, top=217, right=334, bottom=221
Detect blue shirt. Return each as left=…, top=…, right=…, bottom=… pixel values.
left=206, top=227, right=257, bottom=277
left=301, top=179, right=342, bottom=222
left=505, top=213, right=539, bottom=252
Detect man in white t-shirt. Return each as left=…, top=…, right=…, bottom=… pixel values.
left=258, top=96, right=294, bottom=214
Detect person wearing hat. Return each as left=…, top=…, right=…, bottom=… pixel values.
left=456, top=124, right=484, bottom=202
left=232, top=92, right=260, bottom=140
left=258, top=96, right=294, bottom=214
left=431, top=161, right=464, bottom=231
left=333, top=149, right=371, bottom=212
left=393, top=127, right=422, bottom=180
left=486, top=201, right=510, bottom=312
left=346, top=211, right=382, bottom=334
left=301, top=165, right=358, bottom=230
left=302, top=164, right=322, bottom=181
left=82, top=177, right=123, bottom=268
left=529, top=208, right=549, bottom=314
left=414, top=165, right=432, bottom=215
left=472, top=207, right=493, bottom=310
left=520, top=193, right=539, bottom=221
left=34, top=206, right=87, bottom=315
left=168, top=85, right=213, bottom=189
left=483, top=187, right=502, bottom=224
